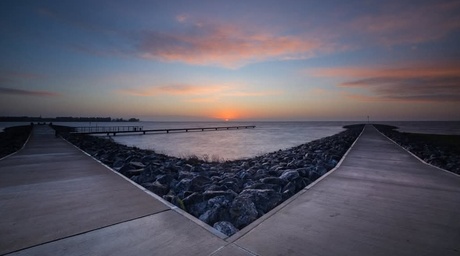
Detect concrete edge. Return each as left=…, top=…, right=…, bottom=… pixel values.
left=209, top=243, right=259, bottom=256
left=59, top=136, right=229, bottom=240
left=226, top=124, right=367, bottom=243
left=372, top=124, right=460, bottom=178
left=0, top=125, right=33, bottom=161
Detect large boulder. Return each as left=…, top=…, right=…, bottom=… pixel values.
left=230, top=196, right=258, bottom=229
left=143, top=181, right=169, bottom=197
left=174, top=178, right=192, bottom=198
left=238, top=189, right=282, bottom=214
left=279, top=169, right=300, bottom=181
left=213, top=221, right=239, bottom=237
left=199, top=195, right=232, bottom=225
left=189, top=175, right=212, bottom=192
left=182, top=192, right=207, bottom=217
left=203, top=190, right=237, bottom=201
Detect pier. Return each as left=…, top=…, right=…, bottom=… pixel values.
left=70, top=125, right=256, bottom=136
left=1, top=125, right=459, bottom=255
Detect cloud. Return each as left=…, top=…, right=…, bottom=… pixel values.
left=347, top=1, right=460, bottom=46
left=309, top=65, right=460, bottom=79
left=0, top=71, right=47, bottom=83
left=341, top=76, right=460, bottom=102
left=175, top=14, right=188, bottom=23
left=118, top=83, right=282, bottom=102
left=136, top=21, right=319, bottom=68
left=119, top=84, right=229, bottom=97
left=0, top=87, right=60, bottom=97
left=308, top=63, right=460, bottom=102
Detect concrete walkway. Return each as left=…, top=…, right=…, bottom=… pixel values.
left=0, top=125, right=226, bottom=255
left=1, top=125, right=459, bottom=255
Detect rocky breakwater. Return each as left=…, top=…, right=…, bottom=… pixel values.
left=58, top=124, right=364, bottom=236
left=0, top=125, right=32, bottom=158
left=374, top=124, right=460, bottom=175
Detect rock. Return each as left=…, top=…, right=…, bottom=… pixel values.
left=156, top=174, right=174, bottom=186
left=260, top=177, right=287, bottom=186
left=130, top=161, right=145, bottom=168
left=112, top=159, right=125, bottom=169
left=136, top=164, right=161, bottom=184
left=174, top=178, right=192, bottom=198
left=61, top=122, right=366, bottom=232
left=118, top=164, right=133, bottom=174
left=279, top=169, right=300, bottom=181
left=163, top=195, right=186, bottom=210
left=199, top=196, right=231, bottom=225
left=241, top=189, right=282, bottom=214
left=282, top=181, right=296, bottom=198
left=126, top=168, right=144, bottom=177
left=315, top=166, right=327, bottom=176
left=182, top=192, right=207, bottom=217
left=141, top=154, right=156, bottom=164
left=143, top=181, right=169, bottom=197
left=206, top=184, right=227, bottom=191
left=189, top=176, right=212, bottom=192
left=295, top=168, right=310, bottom=178
left=178, top=171, right=196, bottom=180
left=213, top=221, right=239, bottom=237
left=230, top=196, right=258, bottom=229
left=203, top=190, right=237, bottom=201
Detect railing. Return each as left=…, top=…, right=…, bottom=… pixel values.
left=74, top=126, right=143, bottom=134
left=71, top=125, right=255, bottom=135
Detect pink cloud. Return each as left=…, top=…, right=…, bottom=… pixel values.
left=308, top=62, right=460, bottom=102
left=137, top=21, right=319, bottom=68
left=118, top=83, right=282, bottom=102
left=310, top=64, right=460, bottom=79
left=348, top=1, right=460, bottom=46
left=119, top=84, right=229, bottom=96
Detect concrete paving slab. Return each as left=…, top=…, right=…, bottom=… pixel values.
left=8, top=211, right=227, bottom=256
left=0, top=126, right=169, bottom=255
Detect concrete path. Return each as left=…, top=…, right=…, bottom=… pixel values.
left=1, top=125, right=459, bottom=255
left=227, top=125, right=460, bottom=256
left=0, top=125, right=226, bottom=255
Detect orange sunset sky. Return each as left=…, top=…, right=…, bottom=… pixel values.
left=1, top=0, right=459, bottom=121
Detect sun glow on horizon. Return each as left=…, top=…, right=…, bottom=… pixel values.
left=213, top=109, right=240, bottom=121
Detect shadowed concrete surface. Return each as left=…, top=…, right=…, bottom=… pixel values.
left=229, top=125, right=460, bottom=256
left=2, top=125, right=459, bottom=255
left=0, top=126, right=224, bottom=255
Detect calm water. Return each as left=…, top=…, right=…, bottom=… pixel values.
left=2, top=121, right=459, bottom=160
left=110, top=121, right=355, bottom=160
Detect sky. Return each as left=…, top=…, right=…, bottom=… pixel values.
left=1, top=0, right=459, bottom=121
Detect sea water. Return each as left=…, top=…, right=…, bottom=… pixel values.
left=109, top=121, right=355, bottom=160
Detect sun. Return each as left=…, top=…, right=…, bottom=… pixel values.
left=213, top=109, right=239, bottom=121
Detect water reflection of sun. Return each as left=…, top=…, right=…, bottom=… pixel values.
left=225, top=118, right=229, bottom=122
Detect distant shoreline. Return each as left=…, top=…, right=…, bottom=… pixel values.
left=0, top=116, right=139, bottom=122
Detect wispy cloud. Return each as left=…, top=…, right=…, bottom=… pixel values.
left=136, top=20, right=320, bottom=68
left=119, top=84, right=229, bottom=97
left=118, top=83, right=281, bottom=102
left=347, top=1, right=460, bottom=46
left=0, top=87, right=60, bottom=97
left=0, top=71, right=47, bottom=83
left=308, top=63, right=460, bottom=102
